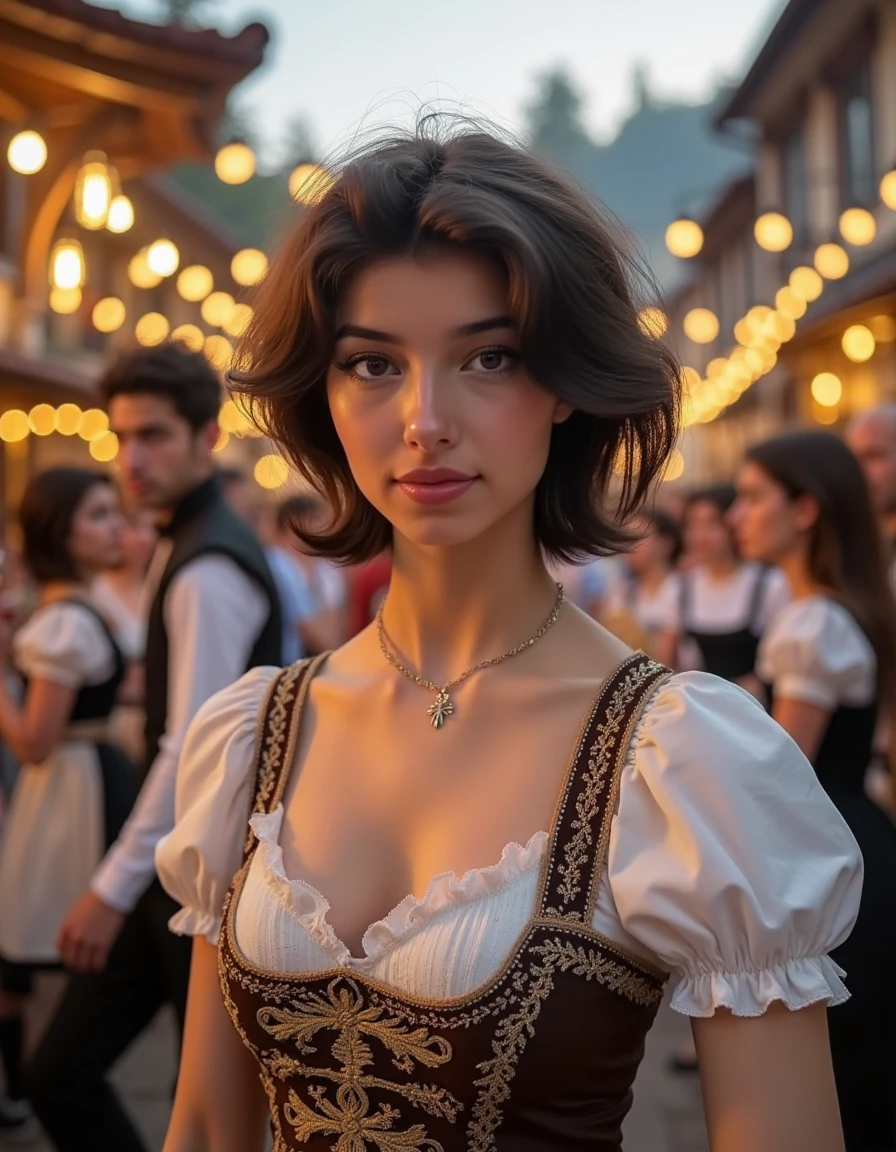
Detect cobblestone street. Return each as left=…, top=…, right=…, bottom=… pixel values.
left=3, top=973, right=709, bottom=1152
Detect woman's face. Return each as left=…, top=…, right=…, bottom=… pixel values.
left=730, top=461, right=802, bottom=565
left=121, top=508, right=157, bottom=572
left=68, top=484, right=125, bottom=577
left=683, top=499, right=736, bottom=567
left=626, top=515, right=672, bottom=576
left=326, top=252, right=572, bottom=552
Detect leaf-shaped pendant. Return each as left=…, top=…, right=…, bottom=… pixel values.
left=427, top=691, right=454, bottom=729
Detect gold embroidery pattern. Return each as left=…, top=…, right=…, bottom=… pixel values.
left=531, top=938, right=663, bottom=1007
left=548, top=659, right=661, bottom=916
left=243, top=662, right=303, bottom=853
left=252, top=977, right=460, bottom=1151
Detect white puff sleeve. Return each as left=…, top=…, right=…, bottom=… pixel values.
left=756, top=597, right=876, bottom=709
left=155, top=665, right=281, bottom=944
left=14, top=602, right=115, bottom=687
left=608, top=671, right=863, bottom=1017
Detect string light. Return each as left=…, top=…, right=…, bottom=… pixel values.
left=811, top=372, right=842, bottom=407
left=880, top=170, right=896, bottom=211
left=176, top=265, right=213, bottom=302
left=754, top=211, right=793, bottom=252
left=0, top=410, right=30, bottom=443
left=814, top=242, right=849, bottom=280
left=201, top=291, right=235, bottom=327
left=839, top=207, right=876, bottom=246
left=74, top=151, right=115, bottom=230
left=231, top=248, right=268, bottom=286
left=7, top=130, right=47, bottom=174
left=55, top=404, right=83, bottom=436
left=78, top=410, right=109, bottom=441
left=50, top=239, right=85, bottom=290
left=215, top=140, right=255, bottom=185
left=128, top=249, right=162, bottom=289
left=146, top=239, right=179, bottom=277
left=288, top=163, right=334, bottom=204
left=683, top=307, right=719, bottom=344
left=106, top=195, right=134, bottom=233
left=170, top=323, right=205, bottom=352
left=842, top=325, right=876, bottom=363
left=254, top=454, right=290, bottom=489
left=49, top=287, right=82, bottom=314
left=788, top=265, right=824, bottom=302
left=664, top=217, right=704, bottom=259
left=29, top=404, right=56, bottom=436
left=92, top=297, right=126, bottom=333
left=89, top=432, right=119, bottom=462
left=204, top=334, right=233, bottom=371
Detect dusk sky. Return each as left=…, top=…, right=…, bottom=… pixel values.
left=100, top=0, right=786, bottom=162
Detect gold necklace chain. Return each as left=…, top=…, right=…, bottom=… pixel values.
left=376, top=582, right=566, bottom=729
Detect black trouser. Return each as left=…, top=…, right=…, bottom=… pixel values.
left=28, top=881, right=191, bottom=1152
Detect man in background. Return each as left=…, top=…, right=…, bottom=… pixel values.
left=847, top=404, right=896, bottom=592
left=29, top=343, right=282, bottom=1152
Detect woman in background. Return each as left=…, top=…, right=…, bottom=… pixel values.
left=0, top=469, right=134, bottom=1138
left=733, top=430, right=896, bottom=1151
left=602, top=508, right=680, bottom=658
left=665, top=484, right=789, bottom=694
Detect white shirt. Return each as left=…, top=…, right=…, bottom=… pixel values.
left=91, top=544, right=268, bottom=913
left=156, top=667, right=862, bottom=1018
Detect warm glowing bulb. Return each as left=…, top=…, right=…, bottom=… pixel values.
left=774, top=286, right=807, bottom=320
left=288, top=163, right=334, bottom=204
left=89, top=432, right=119, bottom=462
left=663, top=449, right=685, bottom=482
left=637, top=307, right=668, bottom=338
left=839, top=207, right=876, bottom=246
left=78, top=409, right=109, bottom=441
left=203, top=334, right=233, bottom=371
left=223, top=302, right=253, bottom=338
left=215, top=141, right=255, bottom=185
left=75, top=152, right=114, bottom=230
left=683, top=307, right=719, bottom=344
left=176, top=265, right=213, bottom=302
left=664, top=218, right=704, bottom=259
left=50, top=239, right=85, bottom=290
left=814, top=243, right=849, bottom=280
left=55, top=404, right=83, bottom=436
left=842, top=324, right=876, bottom=363
left=92, top=297, right=126, bottom=333
left=29, top=404, right=56, bottom=436
left=811, top=372, right=843, bottom=407
left=7, top=130, right=47, bottom=174
left=171, top=323, right=205, bottom=352
left=254, top=454, right=290, bottom=489
left=880, top=170, right=896, bottom=211
left=135, top=312, right=170, bottom=347
left=49, top=287, right=82, bottom=314
left=231, top=248, right=268, bottom=286
left=754, top=211, right=793, bottom=252
left=0, top=410, right=29, bottom=443
left=147, top=239, right=179, bottom=277
left=788, top=265, right=824, bottom=302
left=201, top=291, right=236, bottom=327
left=106, top=194, right=134, bottom=233
left=128, top=249, right=162, bottom=289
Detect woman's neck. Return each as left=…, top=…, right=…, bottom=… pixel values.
left=637, top=565, right=669, bottom=594
left=39, top=580, right=90, bottom=606
left=705, top=556, right=739, bottom=580
left=777, top=553, right=823, bottom=600
left=381, top=521, right=559, bottom=685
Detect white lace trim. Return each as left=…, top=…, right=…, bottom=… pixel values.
left=249, top=805, right=547, bottom=963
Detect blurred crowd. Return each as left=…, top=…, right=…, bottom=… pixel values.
left=1, top=383, right=896, bottom=1147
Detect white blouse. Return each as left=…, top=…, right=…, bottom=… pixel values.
left=757, top=596, right=876, bottom=709
left=156, top=666, right=863, bottom=1018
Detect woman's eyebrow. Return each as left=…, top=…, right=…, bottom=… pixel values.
left=334, top=315, right=515, bottom=343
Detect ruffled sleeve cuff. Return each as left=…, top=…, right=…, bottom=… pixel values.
left=670, top=954, right=850, bottom=1019
left=167, top=905, right=223, bottom=946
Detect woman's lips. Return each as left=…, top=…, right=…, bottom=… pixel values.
left=396, top=477, right=477, bottom=505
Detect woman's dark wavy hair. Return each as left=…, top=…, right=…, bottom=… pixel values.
left=20, top=468, right=113, bottom=583
left=230, top=119, right=681, bottom=563
left=745, top=430, right=896, bottom=716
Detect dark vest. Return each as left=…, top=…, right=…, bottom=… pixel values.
left=219, top=653, right=671, bottom=1151
left=681, top=564, right=770, bottom=682
left=143, top=477, right=282, bottom=777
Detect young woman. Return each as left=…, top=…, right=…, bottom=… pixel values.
left=0, top=469, right=135, bottom=1135
left=602, top=508, right=680, bottom=658
left=667, top=485, right=789, bottom=691
left=732, top=430, right=896, bottom=1152
left=156, top=128, right=861, bottom=1152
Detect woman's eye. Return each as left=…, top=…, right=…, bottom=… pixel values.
left=346, top=355, right=398, bottom=381
left=465, top=348, right=520, bottom=373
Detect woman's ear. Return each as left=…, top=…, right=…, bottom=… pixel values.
left=793, top=492, right=820, bottom=533
left=552, top=401, right=574, bottom=425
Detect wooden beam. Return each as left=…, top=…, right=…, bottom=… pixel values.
left=0, top=85, right=28, bottom=122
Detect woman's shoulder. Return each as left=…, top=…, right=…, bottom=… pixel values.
left=14, top=599, right=115, bottom=685
left=758, top=595, right=875, bottom=698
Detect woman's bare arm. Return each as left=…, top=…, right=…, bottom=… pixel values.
left=694, top=1003, right=843, bottom=1152
left=0, top=676, right=76, bottom=764
left=772, top=698, right=831, bottom=764
left=163, top=937, right=268, bottom=1152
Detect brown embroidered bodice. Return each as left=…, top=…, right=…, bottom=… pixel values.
left=218, top=653, right=671, bottom=1151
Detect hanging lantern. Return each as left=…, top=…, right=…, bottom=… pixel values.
left=107, top=194, right=134, bottom=234
left=754, top=211, right=793, bottom=252
left=664, top=217, right=704, bottom=259
left=7, top=130, right=47, bottom=175
left=839, top=206, right=876, bottom=246
left=231, top=248, right=268, bottom=286
left=50, top=238, right=85, bottom=290
left=74, top=151, right=117, bottom=230
left=176, top=265, right=213, bottom=302
left=215, top=140, right=255, bottom=185
left=147, top=239, right=180, bottom=277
